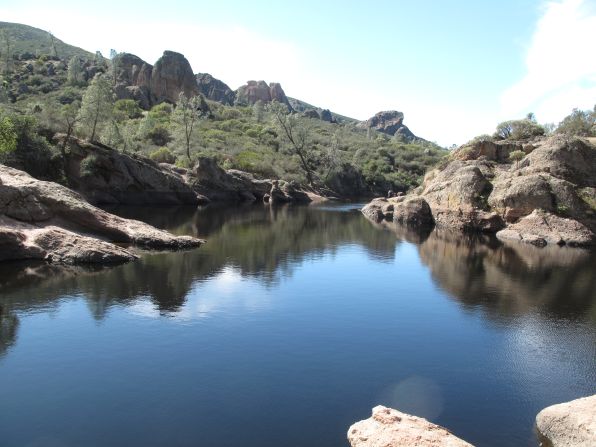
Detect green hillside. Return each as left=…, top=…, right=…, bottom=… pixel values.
left=0, top=21, right=93, bottom=60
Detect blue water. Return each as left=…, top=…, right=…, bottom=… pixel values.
left=0, top=203, right=594, bottom=447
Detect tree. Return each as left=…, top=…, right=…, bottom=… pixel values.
left=0, top=115, right=17, bottom=154
left=268, top=101, right=316, bottom=186
left=494, top=119, right=544, bottom=140
left=67, top=56, right=84, bottom=86
left=172, top=92, right=204, bottom=161
left=48, top=31, right=58, bottom=58
left=57, top=101, right=80, bottom=179
left=253, top=100, right=265, bottom=123
left=77, top=73, right=114, bottom=142
left=1, top=30, right=13, bottom=75
left=556, top=107, right=595, bottom=137
left=509, top=149, right=525, bottom=169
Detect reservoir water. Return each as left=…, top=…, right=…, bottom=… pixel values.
left=0, top=203, right=594, bottom=447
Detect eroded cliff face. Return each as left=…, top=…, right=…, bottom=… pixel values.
left=359, top=110, right=420, bottom=143
left=196, top=73, right=236, bottom=105
left=362, top=136, right=596, bottom=247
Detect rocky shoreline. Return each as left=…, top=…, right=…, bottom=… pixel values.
left=0, top=164, right=202, bottom=265
left=362, top=136, right=596, bottom=247
left=348, top=395, right=596, bottom=447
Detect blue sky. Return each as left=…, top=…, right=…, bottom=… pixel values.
left=1, top=0, right=595, bottom=145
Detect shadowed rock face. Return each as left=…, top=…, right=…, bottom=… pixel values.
left=150, top=51, right=199, bottom=104
left=112, top=52, right=154, bottom=109
left=0, top=164, right=202, bottom=264
left=56, top=136, right=199, bottom=206
left=196, top=73, right=236, bottom=105
left=235, top=80, right=292, bottom=109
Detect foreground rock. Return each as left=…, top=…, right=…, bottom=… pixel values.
left=348, top=406, right=473, bottom=447
left=0, top=164, right=202, bottom=264
left=362, top=136, right=596, bottom=247
left=536, top=395, right=596, bottom=447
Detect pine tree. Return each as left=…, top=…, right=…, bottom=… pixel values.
left=172, top=93, right=204, bottom=161
left=67, top=56, right=84, bottom=86
left=77, top=74, right=114, bottom=142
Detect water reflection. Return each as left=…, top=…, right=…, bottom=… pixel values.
left=1, top=204, right=595, bottom=324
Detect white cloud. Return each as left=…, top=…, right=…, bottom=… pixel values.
left=500, top=0, right=596, bottom=123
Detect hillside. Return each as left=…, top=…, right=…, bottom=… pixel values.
left=0, top=21, right=446, bottom=197
left=0, top=22, right=93, bottom=60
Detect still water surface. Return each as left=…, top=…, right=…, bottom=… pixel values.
left=0, top=203, right=595, bottom=447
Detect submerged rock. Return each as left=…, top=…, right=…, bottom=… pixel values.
left=348, top=406, right=474, bottom=447
left=536, top=395, right=596, bottom=447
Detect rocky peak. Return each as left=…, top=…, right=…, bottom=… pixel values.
left=196, top=73, right=236, bottom=105
left=235, top=80, right=293, bottom=110
left=150, top=50, right=199, bottom=104
left=361, top=110, right=418, bottom=142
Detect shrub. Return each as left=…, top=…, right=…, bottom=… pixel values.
left=494, top=119, right=545, bottom=140
left=147, top=125, right=171, bottom=146
left=80, top=154, right=101, bottom=177
left=508, top=149, right=525, bottom=167
left=114, top=99, right=143, bottom=120
left=149, top=147, right=176, bottom=164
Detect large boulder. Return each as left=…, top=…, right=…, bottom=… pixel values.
left=393, top=196, right=434, bottom=226
left=0, top=164, right=203, bottom=264
left=451, top=140, right=528, bottom=163
left=57, top=136, right=199, bottom=206
left=150, top=51, right=199, bottom=104
left=348, top=406, right=474, bottom=447
left=196, top=73, right=236, bottom=105
left=536, top=395, right=596, bottom=447
left=496, top=209, right=595, bottom=247
left=112, top=53, right=154, bottom=109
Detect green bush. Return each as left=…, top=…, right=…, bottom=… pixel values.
left=494, top=119, right=545, bottom=140
left=147, top=126, right=171, bottom=146
left=114, top=99, right=143, bottom=120
left=149, top=147, right=176, bottom=164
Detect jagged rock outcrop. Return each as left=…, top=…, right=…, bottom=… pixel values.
left=189, top=157, right=310, bottom=203
left=235, top=80, right=292, bottom=109
left=196, top=73, right=235, bottom=105
left=150, top=51, right=199, bottom=104
left=348, top=406, right=473, bottom=447
left=112, top=53, right=154, bottom=109
left=536, top=395, right=596, bottom=447
left=362, top=136, right=596, bottom=246
left=0, top=164, right=203, bottom=264
left=360, top=110, right=419, bottom=142
left=56, top=136, right=199, bottom=206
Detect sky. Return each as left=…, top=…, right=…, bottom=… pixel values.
left=1, top=0, right=595, bottom=145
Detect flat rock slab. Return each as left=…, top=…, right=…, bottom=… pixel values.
left=348, top=406, right=474, bottom=447
left=536, top=395, right=596, bottom=447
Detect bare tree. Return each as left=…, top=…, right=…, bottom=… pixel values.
left=268, top=101, right=316, bottom=186
left=48, top=31, right=58, bottom=58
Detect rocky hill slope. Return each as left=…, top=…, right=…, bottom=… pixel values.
left=362, top=136, right=596, bottom=247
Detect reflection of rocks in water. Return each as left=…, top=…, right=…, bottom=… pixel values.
left=0, top=204, right=399, bottom=320
left=418, top=228, right=596, bottom=319
left=0, top=304, right=19, bottom=357
left=368, top=219, right=434, bottom=245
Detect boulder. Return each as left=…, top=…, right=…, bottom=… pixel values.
left=536, top=395, right=596, bottom=447
left=393, top=196, right=434, bottom=226
left=303, top=109, right=320, bottom=119
left=496, top=210, right=595, bottom=247
left=348, top=406, right=474, bottom=447
left=57, top=136, right=199, bottom=206
left=0, top=164, right=203, bottom=264
left=452, top=140, right=526, bottom=163
left=196, top=73, right=236, bottom=105
left=361, top=198, right=396, bottom=222
left=150, top=51, right=199, bottom=104
left=320, top=109, right=334, bottom=122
